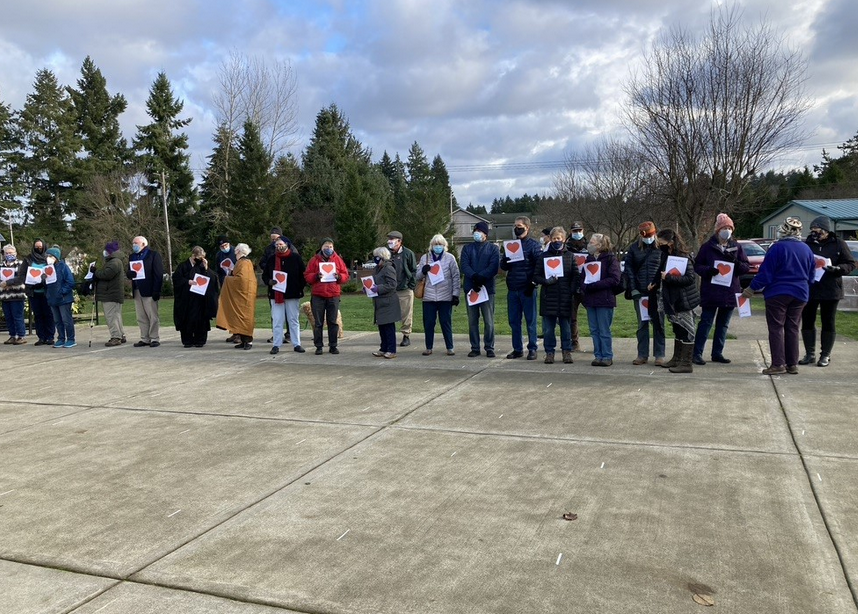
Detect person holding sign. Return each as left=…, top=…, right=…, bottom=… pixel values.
left=304, top=238, right=349, bottom=355
left=0, top=244, right=27, bottom=344
left=742, top=217, right=815, bottom=375
left=798, top=216, right=856, bottom=367
left=92, top=241, right=126, bottom=346
left=565, top=221, right=588, bottom=352
left=173, top=246, right=219, bottom=348
left=369, top=247, right=402, bottom=358
left=126, top=236, right=164, bottom=348
left=415, top=234, right=460, bottom=356
left=217, top=243, right=257, bottom=349
left=461, top=221, right=500, bottom=358
left=24, top=238, right=55, bottom=346
left=581, top=233, right=622, bottom=366
left=692, top=213, right=750, bottom=366
left=623, top=221, right=666, bottom=366
left=533, top=227, right=579, bottom=364
left=261, top=236, right=306, bottom=355
left=386, top=231, right=418, bottom=348
left=44, top=248, right=76, bottom=348
left=500, top=216, right=542, bottom=360
left=649, top=229, right=700, bottom=373
left=214, top=236, right=236, bottom=287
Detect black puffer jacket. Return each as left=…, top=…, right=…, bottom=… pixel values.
left=653, top=249, right=700, bottom=315
left=806, top=235, right=856, bottom=301
left=533, top=248, right=579, bottom=317
left=623, top=239, right=662, bottom=295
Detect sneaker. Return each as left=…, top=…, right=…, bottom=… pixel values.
left=372, top=351, right=385, bottom=357
left=149, top=341, right=160, bottom=348
left=53, top=340, right=65, bottom=348
left=632, top=357, right=648, bottom=365
left=64, top=341, right=77, bottom=348
left=399, top=335, right=410, bottom=347
left=786, top=365, right=799, bottom=374
left=270, top=346, right=280, bottom=355
left=105, top=338, right=122, bottom=347
left=294, top=345, right=306, bottom=353
left=383, top=352, right=396, bottom=359
left=711, top=355, right=731, bottom=364
left=315, top=347, right=324, bottom=355
left=485, top=350, right=496, bottom=358
left=467, top=350, right=481, bottom=357
left=329, top=347, right=340, bottom=354
left=3, top=336, right=14, bottom=345
left=506, top=350, right=524, bottom=359
left=12, top=337, right=27, bottom=345
left=762, top=365, right=786, bottom=375
left=120, top=336, right=127, bottom=344
left=422, top=349, right=433, bottom=355
left=446, top=349, right=455, bottom=356
left=134, top=341, right=150, bottom=347
left=526, top=350, right=537, bottom=361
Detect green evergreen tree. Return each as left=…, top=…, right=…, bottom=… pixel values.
left=198, top=123, right=240, bottom=245
left=0, top=100, right=24, bottom=231
left=393, top=142, right=451, bottom=250
left=335, top=161, right=389, bottom=265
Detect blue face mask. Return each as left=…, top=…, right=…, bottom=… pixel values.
left=432, top=246, right=444, bottom=255
left=322, top=248, right=334, bottom=257
left=373, top=256, right=382, bottom=265
left=220, top=246, right=229, bottom=253
left=473, top=232, right=484, bottom=243
left=132, top=244, right=142, bottom=254
left=571, top=232, right=583, bottom=241
left=5, top=254, right=15, bottom=262
left=550, top=241, right=564, bottom=251
left=642, top=236, right=655, bottom=245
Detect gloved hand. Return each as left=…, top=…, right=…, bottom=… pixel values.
left=741, top=286, right=754, bottom=299
left=269, top=279, right=277, bottom=286
left=89, top=263, right=96, bottom=273
left=472, top=274, right=485, bottom=287
left=41, top=273, right=47, bottom=282
left=630, top=289, right=642, bottom=301
left=824, top=265, right=841, bottom=275
left=317, top=272, right=323, bottom=281
left=472, top=284, right=482, bottom=294
left=545, top=276, right=558, bottom=285
left=421, top=264, right=431, bottom=275
left=502, top=256, right=511, bottom=265
left=709, top=268, right=720, bottom=277
left=333, top=273, right=339, bottom=282
left=451, top=295, right=460, bottom=306
left=152, top=294, right=160, bottom=302
left=524, top=284, right=534, bottom=297
left=126, top=269, right=137, bottom=280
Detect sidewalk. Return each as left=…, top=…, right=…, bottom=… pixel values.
left=1, top=318, right=856, bottom=613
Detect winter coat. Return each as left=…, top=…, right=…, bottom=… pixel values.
left=565, top=235, right=587, bottom=254
left=533, top=248, right=579, bottom=317
left=581, top=251, right=622, bottom=309
left=392, top=246, right=418, bottom=291
left=372, top=261, right=401, bottom=325
left=749, top=238, right=815, bottom=302
left=623, top=239, right=662, bottom=296
left=806, top=234, right=856, bottom=301
left=24, top=239, right=49, bottom=297
left=500, top=236, right=543, bottom=291
left=261, top=248, right=306, bottom=300
left=45, top=260, right=76, bottom=307
left=654, top=250, right=700, bottom=315
left=304, top=251, right=349, bottom=298
left=128, top=247, right=164, bottom=299
left=416, top=251, right=460, bottom=302
left=93, top=252, right=126, bottom=304
left=215, top=246, right=237, bottom=286
left=0, top=258, right=27, bottom=302
left=173, top=259, right=219, bottom=333
left=694, top=235, right=750, bottom=308
left=461, top=240, right=500, bottom=294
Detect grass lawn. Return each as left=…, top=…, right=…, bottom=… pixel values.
left=78, top=289, right=858, bottom=340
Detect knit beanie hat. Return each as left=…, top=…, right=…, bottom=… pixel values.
left=541, top=227, right=552, bottom=237
left=474, top=221, right=490, bottom=236
left=320, top=237, right=334, bottom=248
left=778, top=217, right=803, bottom=238
left=638, top=221, right=656, bottom=238
left=46, top=247, right=62, bottom=260
left=810, top=216, right=831, bottom=232
left=105, top=241, right=120, bottom=255
left=216, top=235, right=229, bottom=246
left=715, top=213, right=734, bottom=232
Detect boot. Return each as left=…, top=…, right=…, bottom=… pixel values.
left=798, top=329, right=816, bottom=365
left=818, top=330, right=836, bottom=367
left=669, top=342, right=694, bottom=373
left=662, top=339, right=681, bottom=368
left=562, top=350, right=573, bottom=364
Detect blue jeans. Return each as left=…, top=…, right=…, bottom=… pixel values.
left=507, top=289, right=538, bottom=352
left=423, top=301, right=454, bottom=350
left=634, top=295, right=665, bottom=359
left=542, top=315, right=571, bottom=354
left=50, top=303, right=75, bottom=343
left=467, top=294, right=495, bottom=352
left=2, top=301, right=25, bottom=337
left=694, top=305, right=734, bottom=359
left=271, top=299, right=301, bottom=348
left=586, top=306, right=614, bottom=360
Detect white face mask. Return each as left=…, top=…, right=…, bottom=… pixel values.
left=718, top=229, right=732, bottom=241
left=387, top=240, right=397, bottom=250
left=103, top=250, right=110, bottom=258
left=46, top=256, right=56, bottom=265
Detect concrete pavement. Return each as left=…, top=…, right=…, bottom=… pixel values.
left=1, top=313, right=856, bottom=613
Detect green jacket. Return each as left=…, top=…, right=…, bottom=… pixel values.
left=392, top=246, right=417, bottom=291
left=94, top=252, right=126, bottom=303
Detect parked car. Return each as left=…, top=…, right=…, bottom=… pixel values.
left=737, top=239, right=767, bottom=288
left=749, top=237, right=775, bottom=252
left=847, top=241, right=858, bottom=276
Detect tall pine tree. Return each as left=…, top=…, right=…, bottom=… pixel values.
left=0, top=100, right=23, bottom=233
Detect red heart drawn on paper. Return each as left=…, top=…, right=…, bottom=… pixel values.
left=29, top=269, right=41, bottom=278
left=131, top=262, right=143, bottom=272
left=363, top=278, right=374, bottom=290
left=641, top=298, right=649, bottom=310
left=220, top=260, right=232, bottom=270
left=547, top=258, right=561, bottom=270
left=585, top=263, right=599, bottom=275
left=738, top=297, right=748, bottom=308
left=1, top=269, right=13, bottom=279
left=716, top=263, right=731, bottom=276
left=575, top=255, right=586, bottom=267
left=45, top=266, right=54, bottom=276
left=196, top=277, right=208, bottom=287
left=430, top=264, right=441, bottom=275
left=469, top=290, right=480, bottom=304
left=507, top=242, right=521, bottom=254
left=667, top=267, right=681, bottom=276
left=815, top=258, right=826, bottom=269
left=274, top=272, right=286, bottom=283
left=321, top=263, right=334, bottom=274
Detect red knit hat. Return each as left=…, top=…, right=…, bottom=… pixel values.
left=715, top=213, right=734, bottom=232
left=638, top=221, right=656, bottom=238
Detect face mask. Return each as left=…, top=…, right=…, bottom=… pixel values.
left=5, top=254, right=15, bottom=262
left=642, top=236, right=655, bottom=245
left=34, top=245, right=45, bottom=254
left=102, top=250, right=110, bottom=258
left=514, top=227, right=525, bottom=237
left=387, top=241, right=397, bottom=250
left=220, top=246, right=229, bottom=253
left=473, top=232, right=484, bottom=243
left=432, top=246, right=444, bottom=255
left=132, top=244, right=142, bottom=254
left=587, top=244, right=599, bottom=255
left=718, top=229, right=732, bottom=241
left=373, top=256, right=382, bottom=265
left=550, top=241, right=564, bottom=251
left=809, top=231, right=821, bottom=241
left=322, top=248, right=334, bottom=257
left=539, top=237, right=546, bottom=246
left=660, top=244, right=671, bottom=253
left=571, top=232, right=583, bottom=241
left=277, top=246, right=288, bottom=253
left=46, top=256, right=56, bottom=265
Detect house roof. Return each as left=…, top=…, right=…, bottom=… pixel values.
left=762, top=199, right=858, bottom=224
left=452, top=208, right=491, bottom=224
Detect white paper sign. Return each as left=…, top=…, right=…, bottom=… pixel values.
left=25, top=266, right=43, bottom=285
left=503, top=240, right=525, bottom=263
left=319, top=261, right=337, bottom=282
left=129, top=260, right=146, bottom=280
left=44, top=264, right=58, bottom=285
left=271, top=270, right=288, bottom=293
left=220, top=259, right=234, bottom=274
left=665, top=256, right=688, bottom=277
left=639, top=297, right=651, bottom=322
left=427, top=261, right=445, bottom=285
left=466, top=286, right=489, bottom=306
left=711, top=260, right=735, bottom=287
left=544, top=256, right=564, bottom=279
left=813, top=256, right=831, bottom=283
left=84, top=261, right=96, bottom=280
left=573, top=253, right=587, bottom=272
left=1, top=267, right=16, bottom=283
left=736, top=293, right=752, bottom=318
left=583, top=260, right=601, bottom=284
left=190, top=274, right=211, bottom=296
left=361, top=276, right=378, bottom=298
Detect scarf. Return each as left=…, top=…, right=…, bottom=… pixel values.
left=274, top=250, right=289, bottom=304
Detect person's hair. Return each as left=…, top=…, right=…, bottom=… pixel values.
left=515, top=216, right=531, bottom=228
left=2, top=244, right=16, bottom=254
left=656, top=229, right=688, bottom=255
left=373, top=246, right=391, bottom=261
left=429, top=234, right=448, bottom=251
left=234, top=243, right=251, bottom=257
left=133, top=236, right=148, bottom=247
left=590, top=233, right=613, bottom=252
left=549, top=226, right=567, bottom=240
left=191, top=246, right=206, bottom=259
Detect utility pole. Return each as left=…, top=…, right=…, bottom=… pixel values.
left=160, top=170, right=174, bottom=278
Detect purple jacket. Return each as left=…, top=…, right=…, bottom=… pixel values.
left=581, top=251, right=621, bottom=308
left=694, top=235, right=750, bottom=308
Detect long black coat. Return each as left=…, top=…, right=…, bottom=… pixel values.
left=172, top=259, right=219, bottom=333
left=261, top=249, right=306, bottom=300
left=653, top=250, right=700, bottom=315
left=806, top=235, right=856, bottom=301
left=533, top=248, right=579, bottom=317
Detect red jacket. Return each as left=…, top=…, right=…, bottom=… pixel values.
left=304, top=251, right=349, bottom=298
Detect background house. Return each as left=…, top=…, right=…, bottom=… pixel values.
left=760, top=199, right=858, bottom=239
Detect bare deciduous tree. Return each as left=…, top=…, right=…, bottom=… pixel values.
left=624, top=7, right=810, bottom=245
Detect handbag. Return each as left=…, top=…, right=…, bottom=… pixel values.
left=414, top=253, right=427, bottom=299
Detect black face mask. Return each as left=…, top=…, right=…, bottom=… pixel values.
left=809, top=231, right=821, bottom=241
left=514, top=227, right=526, bottom=237
left=34, top=246, right=45, bottom=254
left=659, top=244, right=671, bottom=254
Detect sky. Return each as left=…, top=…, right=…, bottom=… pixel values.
left=0, top=0, right=856, bottom=208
